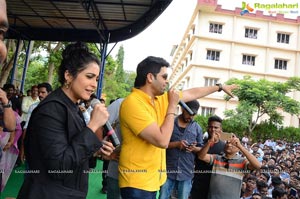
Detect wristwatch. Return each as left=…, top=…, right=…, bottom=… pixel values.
left=216, top=83, right=222, bottom=92
left=2, top=101, right=12, bottom=108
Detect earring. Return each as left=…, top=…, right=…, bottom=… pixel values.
left=64, top=81, right=70, bottom=89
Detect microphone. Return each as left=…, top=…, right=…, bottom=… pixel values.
left=90, top=99, right=121, bottom=147
left=178, top=100, right=194, bottom=115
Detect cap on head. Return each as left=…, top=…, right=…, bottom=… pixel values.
left=185, top=100, right=200, bottom=115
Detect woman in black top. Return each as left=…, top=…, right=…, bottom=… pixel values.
left=17, top=42, right=114, bottom=199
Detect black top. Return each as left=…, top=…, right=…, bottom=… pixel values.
left=17, top=88, right=103, bottom=199
left=191, top=140, right=225, bottom=199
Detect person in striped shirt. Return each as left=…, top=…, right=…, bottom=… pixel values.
left=198, top=133, right=261, bottom=199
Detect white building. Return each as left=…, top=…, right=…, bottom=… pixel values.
left=169, top=0, right=300, bottom=127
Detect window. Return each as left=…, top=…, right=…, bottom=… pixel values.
left=277, top=33, right=290, bottom=44
left=274, top=59, right=287, bottom=70
left=204, top=77, right=219, bottom=86
left=185, top=77, right=190, bottom=89
left=209, top=23, right=223, bottom=34
left=201, top=107, right=216, bottom=116
left=189, top=52, right=193, bottom=61
left=206, top=50, right=220, bottom=61
left=242, top=55, right=255, bottom=66
left=181, top=81, right=186, bottom=90
left=245, top=28, right=258, bottom=39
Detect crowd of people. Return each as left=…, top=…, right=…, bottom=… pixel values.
left=239, top=138, right=300, bottom=199
left=0, top=1, right=300, bottom=199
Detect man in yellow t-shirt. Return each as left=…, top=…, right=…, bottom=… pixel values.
left=119, top=56, right=237, bottom=199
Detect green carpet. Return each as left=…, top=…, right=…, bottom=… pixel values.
left=1, top=160, right=107, bottom=199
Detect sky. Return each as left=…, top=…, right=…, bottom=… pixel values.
left=109, top=0, right=300, bottom=72
left=109, top=0, right=197, bottom=71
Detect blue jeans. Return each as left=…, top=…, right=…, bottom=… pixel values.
left=159, top=178, right=192, bottom=199
left=120, top=187, right=157, bottom=199
left=107, top=177, right=122, bottom=199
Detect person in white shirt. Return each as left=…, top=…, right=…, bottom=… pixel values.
left=275, top=142, right=285, bottom=152
left=20, top=83, right=52, bottom=163
left=242, top=135, right=249, bottom=147
left=78, top=94, right=97, bottom=125
left=21, top=85, right=40, bottom=127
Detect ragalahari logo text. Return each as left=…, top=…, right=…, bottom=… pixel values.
left=240, top=2, right=254, bottom=15
left=241, top=2, right=299, bottom=16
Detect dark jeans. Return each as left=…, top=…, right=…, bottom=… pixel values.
left=102, top=159, right=109, bottom=188
left=190, top=175, right=210, bottom=199
left=107, top=177, right=122, bottom=199
left=120, top=187, right=157, bottom=199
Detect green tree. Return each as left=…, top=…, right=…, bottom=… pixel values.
left=23, top=59, right=48, bottom=91
left=46, top=42, right=64, bottom=85
left=115, top=45, right=125, bottom=83
left=102, top=45, right=135, bottom=104
left=2, top=41, right=135, bottom=102
left=21, top=41, right=65, bottom=91
left=102, top=55, right=118, bottom=103
left=124, top=71, right=135, bottom=93
left=225, top=76, right=300, bottom=135
left=25, top=42, right=100, bottom=91
left=251, top=121, right=278, bottom=142
left=194, top=114, right=210, bottom=131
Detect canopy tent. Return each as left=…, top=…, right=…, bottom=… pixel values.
left=6, top=0, right=173, bottom=95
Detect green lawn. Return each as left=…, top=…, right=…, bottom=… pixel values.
left=1, top=160, right=107, bottom=199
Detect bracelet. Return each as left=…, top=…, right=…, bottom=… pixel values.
left=166, top=113, right=177, bottom=117
left=2, top=100, right=12, bottom=108
left=216, top=83, right=222, bottom=92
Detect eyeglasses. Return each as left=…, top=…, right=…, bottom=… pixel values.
left=152, top=73, right=168, bottom=80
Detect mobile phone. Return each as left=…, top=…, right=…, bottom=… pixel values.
left=185, top=141, right=194, bottom=147
left=220, top=132, right=233, bottom=141
left=290, top=187, right=297, bottom=197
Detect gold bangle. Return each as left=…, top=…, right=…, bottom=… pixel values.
left=166, top=113, right=176, bottom=117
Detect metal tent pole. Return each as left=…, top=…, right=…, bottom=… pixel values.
left=20, top=40, right=32, bottom=92
left=10, top=38, right=21, bottom=85
left=96, top=40, right=108, bottom=98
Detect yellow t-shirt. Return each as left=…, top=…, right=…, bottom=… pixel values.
left=119, top=88, right=169, bottom=191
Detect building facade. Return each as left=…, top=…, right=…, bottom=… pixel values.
left=169, top=0, right=300, bottom=127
